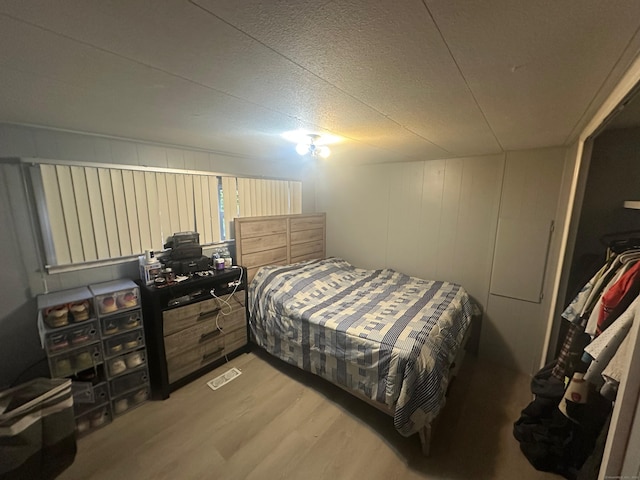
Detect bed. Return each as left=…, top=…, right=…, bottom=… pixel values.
left=235, top=213, right=478, bottom=455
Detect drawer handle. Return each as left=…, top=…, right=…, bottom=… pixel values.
left=202, top=348, right=224, bottom=361
left=199, top=330, right=222, bottom=342
left=198, top=308, right=221, bottom=320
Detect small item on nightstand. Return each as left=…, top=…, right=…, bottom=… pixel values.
left=163, top=267, right=175, bottom=283
left=214, top=257, right=225, bottom=271
left=219, top=246, right=232, bottom=269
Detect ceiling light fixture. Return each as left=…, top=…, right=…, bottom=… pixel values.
left=295, top=134, right=331, bottom=158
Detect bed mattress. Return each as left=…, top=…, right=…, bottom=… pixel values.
left=248, top=257, right=475, bottom=436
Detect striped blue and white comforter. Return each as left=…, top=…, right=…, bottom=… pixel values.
left=248, top=257, right=475, bottom=436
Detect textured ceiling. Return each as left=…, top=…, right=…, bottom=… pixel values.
left=1, top=1, right=640, bottom=165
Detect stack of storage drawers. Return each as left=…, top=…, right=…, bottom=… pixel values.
left=89, top=279, right=149, bottom=419
left=37, top=279, right=150, bottom=438
left=37, top=287, right=110, bottom=437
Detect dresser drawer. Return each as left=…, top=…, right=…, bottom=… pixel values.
left=217, top=308, right=246, bottom=333
left=163, top=297, right=221, bottom=336
left=225, top=328, right=248, bottom=352
left=164, top=318, right=221, bottom=359
left=225, top=291, right=246, bottom=310
left=166, top=327, right=248, bottom=384
left=167, top=336, right=225, bottom=384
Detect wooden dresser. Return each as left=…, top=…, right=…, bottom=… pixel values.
left=138, top=267, right=248, bottom=399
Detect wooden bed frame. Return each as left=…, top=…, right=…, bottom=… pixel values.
left=234, top=213, right=475, bottom=456
left=235, top=213, right=326, bottom=284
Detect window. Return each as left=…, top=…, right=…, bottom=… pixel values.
left=31, top=162, right=302, bottom=269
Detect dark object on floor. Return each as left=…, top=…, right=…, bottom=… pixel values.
left=0, top=378, right=76, bottom=480
left=513, top=362, right=612, bottom=480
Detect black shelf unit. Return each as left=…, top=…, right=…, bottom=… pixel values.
left=137, top=267, right=249, bottom=400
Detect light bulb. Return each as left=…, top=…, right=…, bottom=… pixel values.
left=318, top=146, right=331, bottom=158
left=296, top=143, right=310, bottom=155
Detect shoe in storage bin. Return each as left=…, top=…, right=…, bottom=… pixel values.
left=74, top=403, right=111, bottom=437
left=99, top=310, right=142, bottom=338
left=109, top=368, right=149, bottom=397
left=107, top=350, right=146, bottom=377
left=37, top=287, right=94, bottom=331
left=103, top=328, right=145, bottom=358
left=90, top=279, right=139, bottom=317
left=43, top=320, right=100, bottom=355
left=111, top=385, right=149, bottom=417
left=72, top=382, right=109, bottom=417
left=49, top=344, right=103, bottom=378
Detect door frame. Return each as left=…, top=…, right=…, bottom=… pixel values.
left=540, top=53, right=640, bottom=479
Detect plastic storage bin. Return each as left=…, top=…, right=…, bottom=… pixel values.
left=74, top=403, right=112, bottom=438
left=42, top=320, right=100, bottom=355
left=90, top=280, right=140, bottom=317
left=103, top=328, right=145, bottom=358
left=37, top=287, right=94, bottom=331
left=99, top=310, right=142, bottom=338
left=48, top=344, right=103, bottom=378
left=109, top=368, right=149, bottom=398
left=111, top=385, right=149, bottom=417
left=72, top=382, right=109, bottom=417
left=0, top=378, right=76, bottom=480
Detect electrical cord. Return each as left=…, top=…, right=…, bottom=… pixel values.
left=209, top=267, right=244, bottom=365
left=9, top=356, right=48, bottom=388
left=209, top=267, right=243, bottom=316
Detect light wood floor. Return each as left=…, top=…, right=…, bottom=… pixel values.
left=58, top=350, right=559, bottom=480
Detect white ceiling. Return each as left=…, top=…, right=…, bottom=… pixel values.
left=1, top=1, right=640, bottom=165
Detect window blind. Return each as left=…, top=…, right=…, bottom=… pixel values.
left=35, top=163, right=302, bottom=267
left=236, top=178, right=302, bottom=217
left=37, top=165, right=221, bottom=266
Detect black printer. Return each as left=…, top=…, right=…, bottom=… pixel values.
left=162, top=232, right=210, bottom=274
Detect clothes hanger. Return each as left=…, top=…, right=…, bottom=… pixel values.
left=600, top=229, right=640, bottom=254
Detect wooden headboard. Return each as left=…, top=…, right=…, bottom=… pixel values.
left=234, top=213, right=326, bottom=282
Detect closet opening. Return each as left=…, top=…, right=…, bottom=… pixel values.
left=540, top=76, right=640, bottom=479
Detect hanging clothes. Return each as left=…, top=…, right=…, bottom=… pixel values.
left=597, top=259, right=640, bottom=335
left=514, top=242, right=640, bottom=479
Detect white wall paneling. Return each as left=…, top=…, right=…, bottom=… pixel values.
left=484, top=147, right=566, bottom=372
left=485, top=294, right=544, bottom=374
left=317, top=162, right=393, bottom=271
left=490, top=217, right=552, bottom=303
left=317, top=153, right=504, bottom=312
left=317, top=148, right=566, bottom=373
left=386, top=161, right=426, bottom=278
